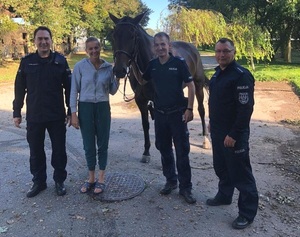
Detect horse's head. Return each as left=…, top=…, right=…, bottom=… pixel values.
left=109, top=12, right=146, bottom=78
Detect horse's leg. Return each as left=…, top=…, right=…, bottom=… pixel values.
left=135, top=96, right=151, bottom=163
left=194, top=80, right=211, bottom=149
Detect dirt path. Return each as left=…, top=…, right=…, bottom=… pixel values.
left=0, top=80, right=299, bottom=236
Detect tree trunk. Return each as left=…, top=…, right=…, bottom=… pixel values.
left=250, top=56, right=255, bottom=71
left=284, top=38, right=292, bottom=63
left=100, top=38, right=106, bottom=50
left=280, top=44, right=285, bottom=59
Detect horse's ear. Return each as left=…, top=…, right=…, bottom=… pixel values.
left=109, top=13, right=120, bottom=24
left=133, top=12, right=147, bottom=24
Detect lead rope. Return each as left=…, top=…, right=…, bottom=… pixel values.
left=122, top=67, right=136, bottom=102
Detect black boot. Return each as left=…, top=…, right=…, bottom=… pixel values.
left=27, top=183, right=47, bottom=198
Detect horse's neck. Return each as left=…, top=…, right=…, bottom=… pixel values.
left=136, top=32, right=154, bottom=73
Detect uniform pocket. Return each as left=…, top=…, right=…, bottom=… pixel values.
left=231, top=134, right=249, bottom=159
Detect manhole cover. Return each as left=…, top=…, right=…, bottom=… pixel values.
left=92, top=172, right=145, bottom=202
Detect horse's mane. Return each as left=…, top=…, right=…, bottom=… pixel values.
left=118, top=16, right=152, bottom=39
left=118, top=16, right=132, bottom=23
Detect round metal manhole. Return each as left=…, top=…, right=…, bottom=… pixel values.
left=92, top=172, right=145, bottom=202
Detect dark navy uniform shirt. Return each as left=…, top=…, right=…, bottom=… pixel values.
left=142, top=54, right=193, bottom=110
left=13, top=51, right=71, bottom=122
left=208, top=60, right=255, bottom=139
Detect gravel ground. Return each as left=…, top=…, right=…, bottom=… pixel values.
left=0, top=57, right=300, bottom=237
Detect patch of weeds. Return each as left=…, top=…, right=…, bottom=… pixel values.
left=281, top=119, right=300, bottom=126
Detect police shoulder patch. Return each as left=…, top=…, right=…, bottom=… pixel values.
left=238, top=92, right=249, bottom=104
left=174, top=56, right=185, bottom=61
left=234, top=66, right=245, bottom=75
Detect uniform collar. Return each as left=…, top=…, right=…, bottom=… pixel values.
left=156, top=53, right=174, bottom=65
left=215, top=60, right=237, bottom=72
left=36, top=50, right=54, bottom=63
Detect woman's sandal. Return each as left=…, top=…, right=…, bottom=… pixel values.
left=80, top=182, right=95, bottom=194
left=93, top=182, right=105, bottom=195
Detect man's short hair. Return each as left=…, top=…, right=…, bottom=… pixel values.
left=154, top=32, right=170, bottom=42
left=34, top=26, right=52, bottom=39
left=217, top=38, right=234, bottom=47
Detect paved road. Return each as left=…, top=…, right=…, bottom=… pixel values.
left=201, top=55, right=218, bottom=69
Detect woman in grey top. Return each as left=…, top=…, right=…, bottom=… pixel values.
left=70, top=37, right=120, bottom=194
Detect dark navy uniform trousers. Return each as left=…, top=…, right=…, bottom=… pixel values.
left=26, top=120, right=67, bottom=184
left=211, top=132, right=258, bottom=222
left=154, top=110, right=192, bottom=191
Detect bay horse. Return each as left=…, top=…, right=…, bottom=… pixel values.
left=109, top=12, right=210, bottom=163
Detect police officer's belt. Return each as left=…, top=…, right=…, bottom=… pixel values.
left=155, top=106, right=185, bottom=115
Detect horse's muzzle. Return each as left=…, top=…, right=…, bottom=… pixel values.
left=113, top=66, right=127, bottom=78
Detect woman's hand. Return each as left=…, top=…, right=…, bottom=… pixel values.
left=71, top=113, right=80, bottom=129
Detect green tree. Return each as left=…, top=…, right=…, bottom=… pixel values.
left=5, top=0, right=69, bottom=48
left=101, top=0, right=151, bottom=45
left=3, top=0, right=151, bottom=53
left=169, top=0, right=300, bottom=63
left=0, top=5, right=19, bottom=63
left=162, top=6, right=273, bottom=69
left=255, top=0, right=300, bottom=63
left=162, top=7, right=226, bottom=47
left=0, top=6, right=18, bottom=36
left=226, top=17, right=274, bottom=70
left=63, top=0, right=151, bottom=51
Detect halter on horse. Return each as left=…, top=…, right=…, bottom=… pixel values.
left=109, top=12, right=210, bottom=163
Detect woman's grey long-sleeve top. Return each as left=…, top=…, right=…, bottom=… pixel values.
left=70, top=58, right=119, bottom=113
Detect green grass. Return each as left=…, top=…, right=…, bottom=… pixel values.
left=251, top=62, right=300, bottom=95
left=1, top=50, right=300, bottom=96
left=252, top=63, right=299, bottom=81
left=0, top=61, right=19, bottom=82
left=66, top=53, right=87, bottom=69
left=205, top=63, right=300, bottom=95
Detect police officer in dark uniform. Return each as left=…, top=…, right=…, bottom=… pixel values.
left=13, top=26, right=71, bottom=198
left=207, top=38, right=259, bottom=229
left=142, top=32, right=196, bottom=204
